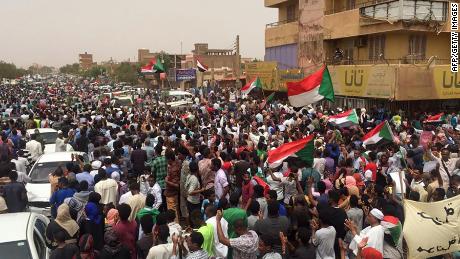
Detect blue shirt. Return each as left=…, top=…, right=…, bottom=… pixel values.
left=76, top=171, right=94, bottom=187
left=50, top=188, right=76, bottom=218
left=279, top=203, right=287, bottom=217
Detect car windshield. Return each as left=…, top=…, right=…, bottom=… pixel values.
left=114, top=98, right=132, bottom=107
left=0, top=241, right=32, bottom=259
left=30, top=161, right=67, bottom=183
left=31, top=132, right=58, bottom=144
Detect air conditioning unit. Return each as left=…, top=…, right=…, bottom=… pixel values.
left=354, top=37, right=368, bottom=48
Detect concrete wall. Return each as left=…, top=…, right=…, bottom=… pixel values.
left=265, top=0, right=292, bottom=8
left=265, top=22, right=299, bottom=48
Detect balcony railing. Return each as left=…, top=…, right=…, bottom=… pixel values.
left=325, top=0, right=448, bottom=22
left=325, top=58, right=450, bottom=65
left=266, top=18, right=298, bottom=28
left=325, top=0, right=388, bottom=15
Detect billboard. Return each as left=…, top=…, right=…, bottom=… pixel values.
left=244, top=62, right=278, bottom=91
left=277, top=69, right=304, bottom=92
left=175, top=69, right=196, bottom=81
left=328, top=65, right=396, bottom=99
left=396, top=65, right=460, bottom=100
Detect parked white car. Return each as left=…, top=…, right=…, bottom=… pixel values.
left=26, top=152, right=88, bottom=216
left=0, top=212, right=50, bottom=259
left=26, top=128, right=74, bottom=153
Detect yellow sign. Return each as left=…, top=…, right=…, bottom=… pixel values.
left=245, top=62, right=278, bottom=91
left=396, top=65, right=460, bottom=100
left=403, top=196, right=460, bottom=258
left=328, top=65, right=395, bottom=98
left=433, top=65, right=460, bottom=99
left=277, top=69, right=304, bottom=92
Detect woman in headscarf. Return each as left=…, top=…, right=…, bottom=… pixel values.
left=81, top=192, right=104, bottom=250
left=79, top=233, right=98, bottom=259
left=98, top=229, right=131, bottom=259
left=105, top=208, right=119, bottom=231
left=45, top=203, right=80, bottom=249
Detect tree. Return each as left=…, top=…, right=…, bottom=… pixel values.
left=0, top=61, right=27, bottom=79
left=158, top=51, right=172, bottom=71
left=81, top=65, right=107, bottom=78
left=59, top=63, right=80, bottom=74
left=114, top=62, right=138, bottom=84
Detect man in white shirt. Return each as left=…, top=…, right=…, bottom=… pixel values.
left=205, top=205, right=229, bottom=258
left=213, top=159, right=229, bottom=200
left=25, top=135, right=42, bottom=162
left=140, top=174, right=162, bottom=210
left=147, top=225, right=173, bottom=259
left=94, top=170, right=118, bottom=205
left=55, top=130, right=72, bottom=152
left=347, top=208, right=385, bottom=256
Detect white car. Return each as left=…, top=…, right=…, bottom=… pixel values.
left=26, top=152, right=88, bottom=216
left=26, top=128, right=74, bottom=153
left=0, top=212, right=50, bottom=259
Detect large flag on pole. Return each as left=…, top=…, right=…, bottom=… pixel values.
left=328, top=109, right=359, bottom=128
left=241, top=77, right=262, bottom=96
left=424, top=113, right=444, bottom=123
left=196, top=58, right=208, bottom=72
left=267, top=135, right=315, bottom=168
left=362, top=121, right=394, bottom=146
left=287, top=66, right=335, bottom=107
left=259, top=92, right=275, bottom=109
left=141, top=58, right=165, bottom=74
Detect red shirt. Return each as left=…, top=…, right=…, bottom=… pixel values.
left=241, top=180, right=254, bottom=208
left=364, top=162, right=377, bottom=182
left=113, top=220, right=137, bottom=259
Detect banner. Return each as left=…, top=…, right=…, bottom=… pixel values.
left=403, top=196, right=460, bottom=258
left=396, top=65, right=460, bottom=100
left=328, top=65, right=396, bottom=98
left=245, top=62, right=278, bottom=91
left=175, top=69, right=196, bottom=81
left=277, top=69, right=304, bottom=92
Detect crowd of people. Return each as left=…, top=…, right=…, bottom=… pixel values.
left=0, top=77, right=459, bottom=259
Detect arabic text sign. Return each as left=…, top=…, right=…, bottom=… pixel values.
left=244, top=62, right=278, bottom=91
left=328, top=65, right=395, bottom=98
left=175, top=69, right=196, bottom=81
left=403, top=196, right=460, bottom=258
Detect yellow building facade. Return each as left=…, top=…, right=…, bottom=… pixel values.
left=264, top=0, right=457, bottom=109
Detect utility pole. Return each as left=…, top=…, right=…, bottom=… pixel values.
left=235, top=35, right=242, bottom=88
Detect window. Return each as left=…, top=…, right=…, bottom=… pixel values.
left=287, top=5, right=296, bottom=21
left=409, top=35, right=427, bottom=59
left=346, top=0, right=355, bottom=10
left=344, top=48, right=354, bottom=61
left=368, top=35, right=386, bottom=60
left=33, top=230, right=46, bottom=259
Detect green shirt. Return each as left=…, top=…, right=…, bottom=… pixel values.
left=136, top=207, right=160, bottom=224
left=197, top=224, right=214, bottom=256
left=151, top=156, right=167, bottom=189
left=223, top=207, right=248, bottom=238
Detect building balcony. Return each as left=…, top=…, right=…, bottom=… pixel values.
left=265, top=19, right=299, bottom=48
left=324, top=0, right=449, bottom=40
left=265, top=0, right=291, bottom=8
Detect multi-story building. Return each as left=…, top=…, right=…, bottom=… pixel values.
left=264, top=0, right=457, bottom=111
left=79, top=52, right=94, bottom=70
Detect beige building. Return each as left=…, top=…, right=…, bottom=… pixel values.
left=79, top=52, right=95, bottom=70
left=264, top=0, right=457, bottom=110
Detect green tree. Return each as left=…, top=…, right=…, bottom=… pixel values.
left=158, top=51, right=172, bottom=71
left=82, top=65, right=107, bottom=78
left=0, top=61, right=27, bottom=79
left=114, top=62, right=138, bottom=84
left=59, top=63, right=80, bottom=74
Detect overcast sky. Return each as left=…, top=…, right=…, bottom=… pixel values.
left=0, top=0, right=276, bottom=68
